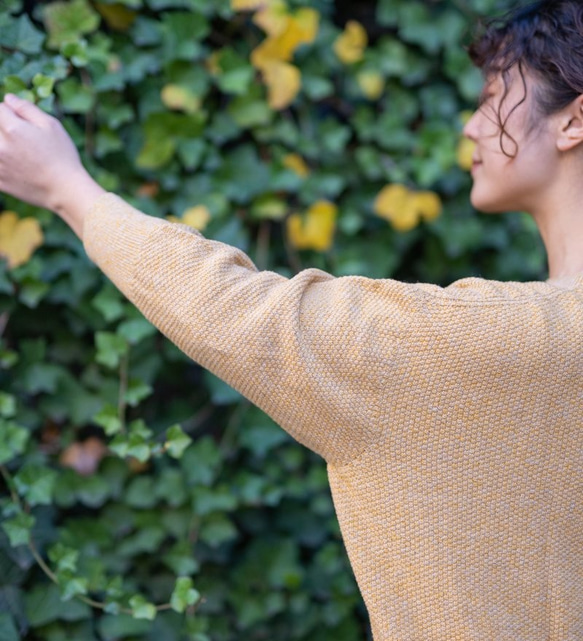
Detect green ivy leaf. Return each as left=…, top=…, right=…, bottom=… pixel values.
left=57, top=570, right=89, bottom=601
left=170, top=577, right=200, bottom=613
left=136, top=112, right=205, bottom=169
left=25, top=583, right=91, bottom=626
left=92, top=285, right=126, bottom=322
left=61, top=39, right=90, bottom=67
left=44, top=0, right=101, bottom=49
left=0, top=613, right=19, bottom=641
left=0, top=349, right=19, bottom=369
left=117, top=317, right=157, bottom=344
left=2, top=511, right=35, bottom=547
left=14, top=465, right=57, bottom=506
left=129, top=594, right=157, bottom=621
left=124, top=378, right=153, bottom=407
left=95, top=331, right=129, bottom=369
left=0, top=392, right=16, bottom=418
left=0, top=420, right=29, bottom=465
left=165, top=425, right=192, bottom=459
left=109, top=420, right=153, bottom=462
left=32, top=73, right=55, bottom=99
left=93, top=404, right=123, bottom=436
left=0, top=14, right=45, bottom=54
left=48, top=542, right=79, bottom=573
left=56, top=77, right=94, bottom=113
left=3, top=76, right=28, bottom=95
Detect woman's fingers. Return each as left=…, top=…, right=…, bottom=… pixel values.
left=2, top=94, right=50, bottom=127
left=0, top=101, right=29, bottom=137
left=0, top=96, right=84, bottom=212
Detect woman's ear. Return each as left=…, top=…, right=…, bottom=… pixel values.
left=556, top=95, right=583, bottom=152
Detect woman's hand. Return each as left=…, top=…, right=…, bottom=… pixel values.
left=0, top=94, right=106, bottom=240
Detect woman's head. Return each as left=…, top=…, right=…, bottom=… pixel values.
left=468, top=0, right=583, bottom=156
left=463, top=0, right=583, bottom=215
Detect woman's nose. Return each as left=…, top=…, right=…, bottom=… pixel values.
left=463, top=110, right=479, bottom=141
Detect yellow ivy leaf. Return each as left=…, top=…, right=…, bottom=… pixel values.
left=283, top=153, right=310, bottom=177
left=374, top=185, right=442, bottom=231
left=253, top=0, right=289, bottom=35
left=182, top=206, right=211, bottom=231
left=373, top=184, right=419, bottom=232
left=374, top=184, right=410, bottom=221
left=161, top=84, right=201, bottom=114
left=168, top=206, right=211, bottom=231
left=231, top=0, right=270, bottom=11
left=293, top=7, right=319, bottom=44
left=287, top=201, right=337, bottom=251
left=457, top=137, right=476, bottom=171
left=333, top=20, right=367, bottom=64
left=94, top=2, right=136, bottom=31
left=262, top=60, right=301, bottom=110
left=357, top=70, right=385, bottom=100
left=390, top=201, right=420, bottom=232
left=411, top=191, right=442, bottom=223
left=0, top=211, right=43, bottom=269
left=253, top=18, right=305, bottom=68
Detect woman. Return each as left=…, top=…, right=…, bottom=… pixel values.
left=0, top=0, right=581, bottom=638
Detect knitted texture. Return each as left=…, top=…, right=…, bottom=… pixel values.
left=84, top=193, right=583, bottom=640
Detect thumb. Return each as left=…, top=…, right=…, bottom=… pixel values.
left=3, top=94, right=48, bottom=127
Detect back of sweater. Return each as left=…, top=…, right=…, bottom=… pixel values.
left=84, top=193, right=583, bottom=640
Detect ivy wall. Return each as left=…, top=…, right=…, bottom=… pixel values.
left=0, top=0, right=544, bottom=639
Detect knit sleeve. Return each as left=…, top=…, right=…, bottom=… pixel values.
left=83, top=193, right=411, bottom=465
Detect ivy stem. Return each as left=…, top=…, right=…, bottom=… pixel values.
left=0, top=312, right=9, bottom=338
left=28, top=537, right=59, bottom=584
left=0, top=464, right=20, bottom=507
left=2, top=463, right=180, bottom=616
left=218, top=399, right=250, bottom=459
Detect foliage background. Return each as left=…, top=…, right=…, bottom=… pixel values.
left=0, top=0, right=546, bottom=639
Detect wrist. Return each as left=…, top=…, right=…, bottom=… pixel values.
left=51, top=169, right=107, bottom=241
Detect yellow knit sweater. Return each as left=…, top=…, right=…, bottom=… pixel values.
left=84, top=193, right=583, bottom=640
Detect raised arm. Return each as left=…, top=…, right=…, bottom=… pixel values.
left=0, top=94, right=389, bottom=465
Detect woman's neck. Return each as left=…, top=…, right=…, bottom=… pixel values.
left=534, top=214, right=583, bottom=279
left=530, top=178, right=583, bottom=280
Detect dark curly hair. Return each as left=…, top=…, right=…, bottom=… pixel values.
left=467, top=0, right=583, bottom=157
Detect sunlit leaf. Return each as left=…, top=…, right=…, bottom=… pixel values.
left=412, top=191, right=443, bottom=223
left=0, top=211, right=43, bottom=269
left=293, top=7, right=319, bottom=44
left=262, top=60, right=301, bottom=110
left=287, top=201, right=337, bottom=251
left=253, top=0, right=289, bottom=36
left=333, top=20, right=367, bottom=64
left=282, top=153, right=310, bottom=177
left=179, top=205, right=211, bottom=231
left=374, top=184, right=442, bottom=231
left=161, top=84, right=201, bottom=114
left=357, top=70, right=385, bottom=100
